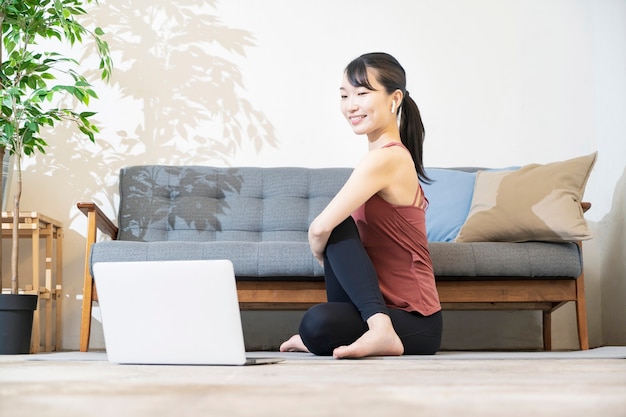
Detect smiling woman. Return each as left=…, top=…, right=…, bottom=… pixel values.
left=280, top=53, right=442, bottom=359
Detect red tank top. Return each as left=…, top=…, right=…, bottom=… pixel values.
left=351, top=142, right=441, bottom=316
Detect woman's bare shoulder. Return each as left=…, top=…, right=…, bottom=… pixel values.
left=357, top=144, right=411, bottom=174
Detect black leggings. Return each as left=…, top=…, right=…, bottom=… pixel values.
left=299, top=217, right=443, bottom=356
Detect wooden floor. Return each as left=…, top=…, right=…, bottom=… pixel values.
left=1, top=349, right=625, bottom=417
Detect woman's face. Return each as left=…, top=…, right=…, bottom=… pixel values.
left=339, top=68, right=396, bottom=138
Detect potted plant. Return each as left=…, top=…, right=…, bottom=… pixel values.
left=0, top=0, right=112, bottom=354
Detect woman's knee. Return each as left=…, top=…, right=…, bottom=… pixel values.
left=298, top=305, right=335, bottom=356
left=327, top=216, right=360, bottom=245
left=298, top=303, right=366, bottom=356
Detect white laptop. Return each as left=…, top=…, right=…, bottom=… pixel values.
left=93, top=259, right=282, bottom=366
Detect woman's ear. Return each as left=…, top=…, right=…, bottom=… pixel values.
left=394, top=89, right=404, bottom=104
left=391, top=90, right=403, bottom=113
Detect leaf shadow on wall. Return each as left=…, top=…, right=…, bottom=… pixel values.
left=27, top=0, right=278, bottom=226
left=596, top=165, right=626, bottom=344
left=93, top=0, right=279, bottom=163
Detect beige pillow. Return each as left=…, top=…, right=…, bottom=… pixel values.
left=456, top=152, right=597, bottom=242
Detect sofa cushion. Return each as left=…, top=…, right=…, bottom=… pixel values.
left=429, top=241, right=582, bottom=278
left=456, top=152, right=597, bottom=242
left=421, top=169, right=476, bottom=242
left=91, top=240, right=582, bottom=280
left=91, top=240, right=325, bottom=278
left=117, top=166, right=352, bottom=242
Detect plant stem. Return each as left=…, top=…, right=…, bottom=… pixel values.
left=11, top=154, right=20, bottom=294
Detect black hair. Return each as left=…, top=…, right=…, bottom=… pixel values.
left=345, top=52, right=430, bottom=182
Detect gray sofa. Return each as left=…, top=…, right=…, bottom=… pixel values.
left=78, top=165, right=589, bottom=352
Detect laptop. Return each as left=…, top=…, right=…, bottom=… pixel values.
left=92, top=259, right=282, bottom=366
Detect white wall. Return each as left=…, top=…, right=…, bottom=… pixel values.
left=4, top=0, right=624, bottom=350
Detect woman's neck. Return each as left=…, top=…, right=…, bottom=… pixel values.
left=367, top=121, right=401, bottom=150
left=367, top=132, right=401, bottom=151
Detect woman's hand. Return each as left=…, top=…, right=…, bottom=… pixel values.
left=308, top=219, right=329, bottom=266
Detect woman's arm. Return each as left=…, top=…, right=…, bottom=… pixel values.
left=308, top=148, right=400, bottom=263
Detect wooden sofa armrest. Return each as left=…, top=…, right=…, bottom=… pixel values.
left=77, top=202, right=119, bottom=239
left=77, top=202, right=118, bottom=352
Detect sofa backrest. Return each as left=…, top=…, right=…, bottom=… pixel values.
left=117, top=165, right=353, bottom=242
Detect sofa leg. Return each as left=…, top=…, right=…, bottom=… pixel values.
left=543, top=311, right=552, bottom=351
left=575, top=275, right=590, bottom=350
left=79, top=277, right=94, bottom=352
left=79, top=211, right=98, bottom=353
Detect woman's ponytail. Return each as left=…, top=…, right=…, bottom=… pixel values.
left=400, top=92, right=430, bottom=183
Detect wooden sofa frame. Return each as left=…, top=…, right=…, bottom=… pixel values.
left=78, top=202, right=590, bottom=353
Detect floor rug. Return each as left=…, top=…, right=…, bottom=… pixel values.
left=21, top=346, right=626, bottom=362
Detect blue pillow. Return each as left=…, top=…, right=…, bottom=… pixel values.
left=421, top=169, right=476, bottom=242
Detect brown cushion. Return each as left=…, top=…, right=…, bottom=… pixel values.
left=456, top=152, right=597, bottom=242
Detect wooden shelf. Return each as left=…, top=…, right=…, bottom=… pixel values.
left=1, top=212, right=63, bottom=353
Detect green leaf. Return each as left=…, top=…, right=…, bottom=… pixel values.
left=26, top=76, right=38, bottom=89
left=0, top=0, right=113, bottom=168
left=1, top=106, right=12, bottom=118
left=2, top=124, right=14, bottom=140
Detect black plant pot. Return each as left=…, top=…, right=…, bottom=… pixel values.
left=0, top=294, right=38, bottom=354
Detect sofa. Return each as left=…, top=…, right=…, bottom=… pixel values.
left=78, top=153, right=597, bottom=352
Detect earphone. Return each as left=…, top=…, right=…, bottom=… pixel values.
left=391, top=101, right=396, bottom=114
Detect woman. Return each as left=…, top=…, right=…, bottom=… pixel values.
left=280, top=52, right=442, bottom=359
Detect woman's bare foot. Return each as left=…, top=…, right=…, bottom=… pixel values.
left=333, top=313, right=403, bottom=359
left=279, top=334, right=310, bottom=353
